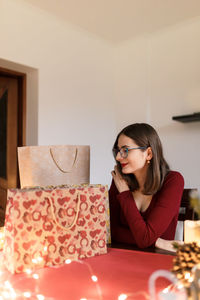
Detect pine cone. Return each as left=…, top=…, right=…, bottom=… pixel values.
left=172, top=242, right=200, bottom=287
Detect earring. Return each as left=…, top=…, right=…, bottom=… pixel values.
left=147, top=160, right=150, bottom=164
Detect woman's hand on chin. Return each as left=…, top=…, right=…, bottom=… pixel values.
left=111, top=165, right=129, bottom=193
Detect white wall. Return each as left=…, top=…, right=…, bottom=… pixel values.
left=0, top=0, right=116, bottom=186
left=114, top=17, right=200, bottom=191
left=114, top=36, right=150, bottom=129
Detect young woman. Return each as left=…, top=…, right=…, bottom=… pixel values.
left=109, top=123, right=184, bottom=249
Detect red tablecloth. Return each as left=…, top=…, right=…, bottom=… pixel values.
left=0, top=248, right=174, bottom=300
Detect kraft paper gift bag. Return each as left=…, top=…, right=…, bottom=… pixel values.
left=3, top=184, right=108, bottom=274
left=18, top=145, right=90, bottom=188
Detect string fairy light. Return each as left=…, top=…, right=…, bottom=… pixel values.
left=117, top=292, right=149, bottom=300
left=91, top=275, right=98, bottom=282
left=65, top=259, right=71, bottom=264
left=32, top=258, right=38, bottom=264
left=118, top=294, right=127, bottom=300
left=0, top=253, right=104, bottom=300
left=0, top=257, right=51, bottom=300
left=36, top=295, right=45, bottom=300
left=0, top=254, right=156, bottom=300
left=32, top=273, right=39, bottom=280
left=162, top=287, right=170, bottom=294
left=0, top=255, right=153, bottom=300
left=184, top=272, right=194, bottom=283
left=1, top=232, right=181, bottom=300
left=1, top=255, right=190, bottom=300
left=23, top=291, right=32, bottom=298
left=25, top=269, right=32, bottom=275
left=0, top=227, right=5, bottom=249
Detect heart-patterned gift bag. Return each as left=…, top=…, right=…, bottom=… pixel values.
left=3, top=184, right=108, bottom=273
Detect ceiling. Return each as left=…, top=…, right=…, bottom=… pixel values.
left=24, top=0, right=200, bottom=43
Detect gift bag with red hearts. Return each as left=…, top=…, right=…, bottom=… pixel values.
left=3, top=184, right=108, bottom=274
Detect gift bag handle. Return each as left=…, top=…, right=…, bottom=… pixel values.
left=49, top=193, right=81, bottom=230
left=50, top=147, right=78, bottom=173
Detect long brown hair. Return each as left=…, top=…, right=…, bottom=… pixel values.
left=112, top=123, right=170, bottom=195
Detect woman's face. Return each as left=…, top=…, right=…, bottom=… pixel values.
left=116, top=134, right=149, bottom=175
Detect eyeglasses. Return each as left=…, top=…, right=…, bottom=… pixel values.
left=113, top=146, right=147, bottom=159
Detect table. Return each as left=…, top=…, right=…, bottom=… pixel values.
left=109, top=242, right=177, bottom=256
left=0, top=248, right=174, bottom=300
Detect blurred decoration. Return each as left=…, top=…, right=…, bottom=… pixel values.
left=190, top=190, right=200, bottom=219
left=172, top=242, right=200, bottom=298
left=184, top=220, right=200, bottom=245
left=184, top=190, right=200, bottom=245
left=148, top=269, right=187, bottom=300
left=0, top=226, right=4, bottom=250
left=172, top=242, right=200, bottom=286
left=192, top=264, right=200, bottom=300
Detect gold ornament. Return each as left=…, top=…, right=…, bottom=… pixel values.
left=172, top=242, right=200, bottom=288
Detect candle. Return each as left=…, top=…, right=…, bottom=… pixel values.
left=184, top=220, right=200, bottom=245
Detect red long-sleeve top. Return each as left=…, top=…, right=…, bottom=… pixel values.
left=109, top=171, right=184, bottom=248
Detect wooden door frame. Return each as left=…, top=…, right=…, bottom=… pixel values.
left=0, top=67, right=26, bottom=225
left=0, top=67, right=26, bottom=189
left=0, top=67, right=26, bottom=147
